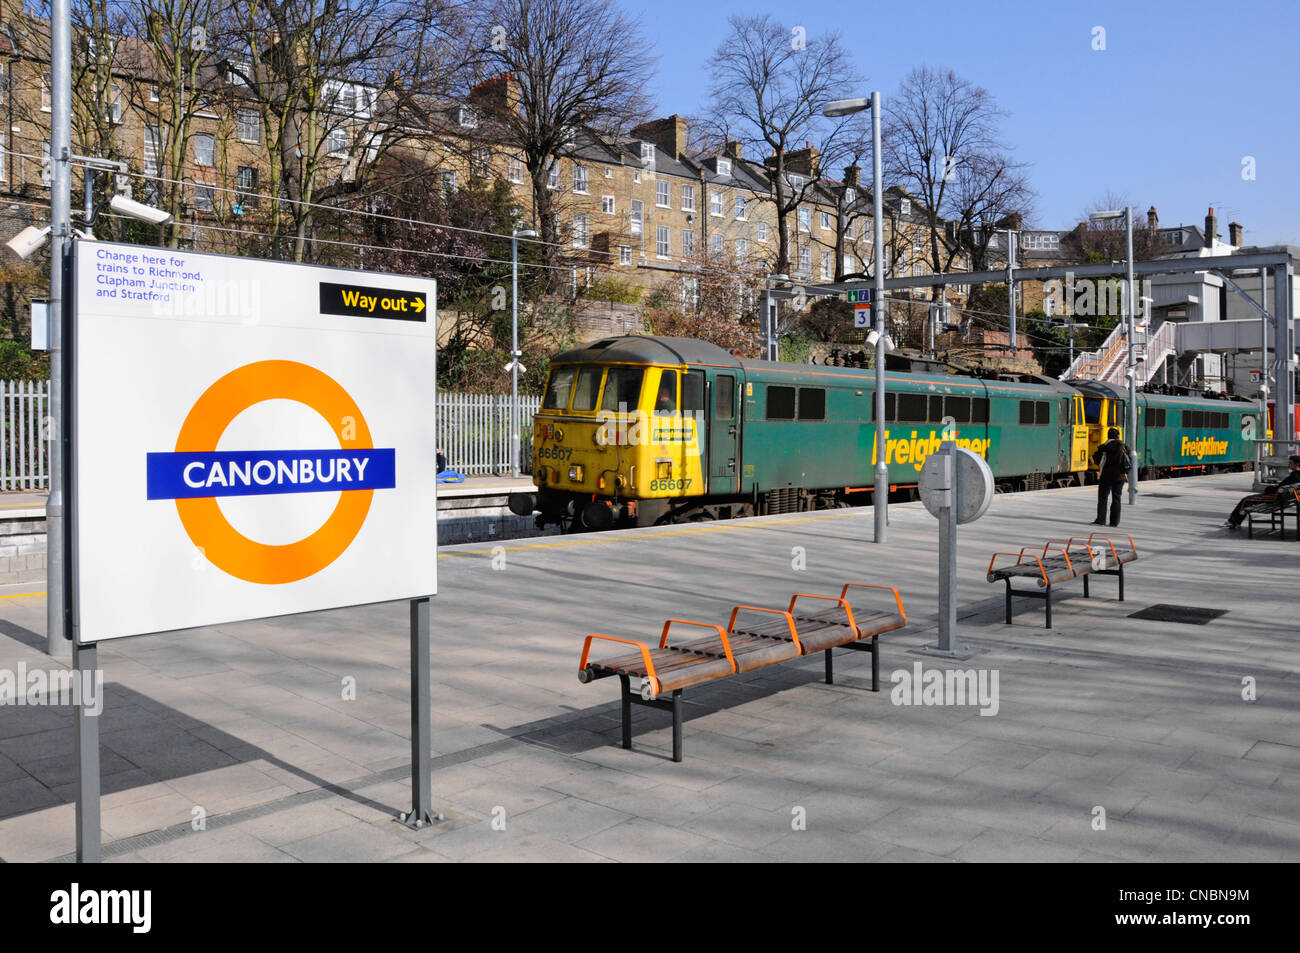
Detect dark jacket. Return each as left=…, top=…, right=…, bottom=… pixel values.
left=1267, top=469, right=1300, bottom=493
left=1092, top=438, right=1132, bottom=483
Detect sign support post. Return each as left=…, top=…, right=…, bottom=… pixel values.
left=400, top=596, right=438, bottom=829
left=917, top=441, right=993, bottom=660
left=73, top=640, right=100, bottom=862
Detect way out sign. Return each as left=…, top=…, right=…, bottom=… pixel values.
left=70, top=242, right=438, bottom=642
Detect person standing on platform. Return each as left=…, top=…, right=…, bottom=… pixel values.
left=1092, top=427, right=1132, bottom=527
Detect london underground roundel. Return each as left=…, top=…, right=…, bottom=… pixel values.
left=145, top=360, right=394, bottom=584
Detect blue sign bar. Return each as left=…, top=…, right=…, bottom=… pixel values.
left=146, top=448, right=396, bottom=500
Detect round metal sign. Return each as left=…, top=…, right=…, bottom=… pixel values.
left=918, top=444, right=994, bottom=524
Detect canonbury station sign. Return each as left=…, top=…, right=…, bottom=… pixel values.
left=71, top=242, right=438, bottom=642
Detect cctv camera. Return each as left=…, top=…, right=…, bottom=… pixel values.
left=5, top=225, right=51, bottom=259
left=109, top=194, right=174, bottom=226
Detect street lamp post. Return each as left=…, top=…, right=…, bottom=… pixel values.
left=825, top=91, right=888, bottom=543
left=1090, top=208, right=1140, bottom=504
left=510, top=228, right=537, bottom=478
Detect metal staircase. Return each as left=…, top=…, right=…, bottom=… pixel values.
left=1061, top=321, right=1177, bottom=387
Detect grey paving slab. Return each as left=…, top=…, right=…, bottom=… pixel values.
left=2, top=473, right=1299, bottom=862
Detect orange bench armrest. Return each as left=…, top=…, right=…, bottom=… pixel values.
left=838, top=583, right=907, bottom=625
left=660, top=619, right=736, bottom=673
left=787, top=593, right=858, bottom=633
left=578, top=634, right=660, bottom=696
left=727, top=605, right=802, bottom=653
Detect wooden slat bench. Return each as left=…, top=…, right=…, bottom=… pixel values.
left=1246, top=488, right=1300, bottom=540
left=987, top=533, right=1139, bottom=629
left=577, top=583, right=907, bottom=762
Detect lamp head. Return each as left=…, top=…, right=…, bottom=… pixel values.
left=823, top=97, right=871, bottom=117
left=5, top=225, right=51, bottom=259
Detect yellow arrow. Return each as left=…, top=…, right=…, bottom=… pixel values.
left=411, top=297, right=425, bottom=313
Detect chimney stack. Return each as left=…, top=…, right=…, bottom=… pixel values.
left=1204, top=206, right=1217, bottom=248
left=630, top=115, right=689, bottom=161
left=843, top=165, right=861, bottom=188
left=724, top=141, right=743, bottom=160
left=1228, top=221, right=1243, bottom=246
left=1147, top=206, right=1158, bottom=230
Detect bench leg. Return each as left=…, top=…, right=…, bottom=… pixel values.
left=619, top=674, right=632, bottom=750
left=1004, top=579, right=1013, bottom=625
left=1083, top=574, right=1090, bottom=598
left=671, top=691, right=683, bottom=763
left=1117, top=563, right=1125, bottom=602
left=1045, top=584, right=1052, bottom=630
left=825, top=648, right=833, bottom=685
left=871, top=635, right=879, bottom=692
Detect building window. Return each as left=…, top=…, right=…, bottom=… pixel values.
left=572, top=165, right=588, bottom=193
left=681, top=184, right=695, bottom=211
left=327, top=127, right=348, bottom=157
left=108, top=85, right=123, bottom=124
left=547, top=164, right=559, bottom=189
left=601, top=195, right=615, bottom=214
left=844, top=187, right=856, bottom=203
left=681, top=277, right=700, bottom=310
left=820, top=211, right=831, bottom=230
left=470, top=147, right=491, bottom=178
left=150, top=85, right=160, bottom=102
left=573, top=213, right=589, bottom=248
left=194, top=133, right=215, bottom=167
left=633, top=170, right=641, bottom=183
left=507, top=155, right=523, bottom=183
left=619, top=245, right=631, bottom=265
left=716, top=157, right=731, bottom=177
left=790, top=174, right=804, bottom=191
left=735, top=237, right=748, bottom=258
left=798, top=244, right=811, bottom=275
left=820, top=251, right=832, bottom=279
left=843, top=253, right=855, bottom=273
left=143, top=127, right=161, bottom=176
left=236, top=166, right=258, bottom=207
left=735, top=195, right=746, bottom=220
left=758, top=221, right=768, bottom=241
left=711, top=233, right=723, bottom=255
left=630, top=200, right=643, bottom=235
left=41, top=73, right=51, bottom=111
left=899, top=198, right=911, bottom=216
left=656, top=225, right=670, bottom=258
left=640, top=142, right=655, bottom=163
left=604, top=166, right=612, bottom=178
left=681, top=229, right=695, bottom=258
left=441, top=169, right=458, bottom=197
left=710, top=190, right=723, bottom=216
left=237, top=108, right=260, bottom=143
left=845, top=220, right=855, bottom=239
left=457, top=106, right=477, bottom=128
left=656, top=179, right=669, bottom=207
left=193, top=183, right=215, bottom=213
left=798, top=208, right=810, bottom=232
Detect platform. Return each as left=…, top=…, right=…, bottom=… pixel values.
left=0, top=472, right=1296, bottom=862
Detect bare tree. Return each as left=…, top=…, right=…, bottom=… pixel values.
left=218, top=0, right=468, bottom=261
left=704, top=14, right=862, bottom=278
left=471, top=0, right=655, bottom=274
left=1065, top=191, right=1160, bottom=262
left=886, top=66, right=1033, bottom=284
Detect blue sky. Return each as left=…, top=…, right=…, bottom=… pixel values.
left=632, top=0, right=1296, bottom=244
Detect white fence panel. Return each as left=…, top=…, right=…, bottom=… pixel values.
left=1, top=380, right=49, bottom=492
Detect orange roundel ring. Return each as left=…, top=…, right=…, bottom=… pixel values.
left=173, top=360, right=374, bottom=585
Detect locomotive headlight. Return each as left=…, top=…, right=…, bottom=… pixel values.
left=554, top=427, right=565, bottom=442
left=568, top=465, right=584, bottom=482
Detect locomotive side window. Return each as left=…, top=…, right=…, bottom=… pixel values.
left=1186, top=410, right=1202, bottom=428
left=600, top=366, right=644, bottom=412
left=872, top=392, right=897, bottom=422
left=1019, top=400, right=1035, bottom=424
left=1215, top=412, right=1228, bottom=428
left=971, top=398, right=988, bottom=423
left=654, top=370, right=678, bottom=414
left=767, top=385, right=796, bottom=420
left=571, top=367, right=603, bottom=412
left=928, top=395, right=944, bottom=422
left=543, top=367, right=575, bottom=409
left=715, top=375, right=735, bottom=420
left=1036, top=401, right=1049, bottom=425
left=682, top=370, right=706, bottom=414
left=898, top=393, right=926, bottom=421
left=945, top=396, right=970, bottom=423
left=798, top=387, right=826, bottom=421
left=1083, top=398, right=1101, bottom=423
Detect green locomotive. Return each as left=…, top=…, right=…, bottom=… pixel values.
left=508, top=335, right=1258, bottom=531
